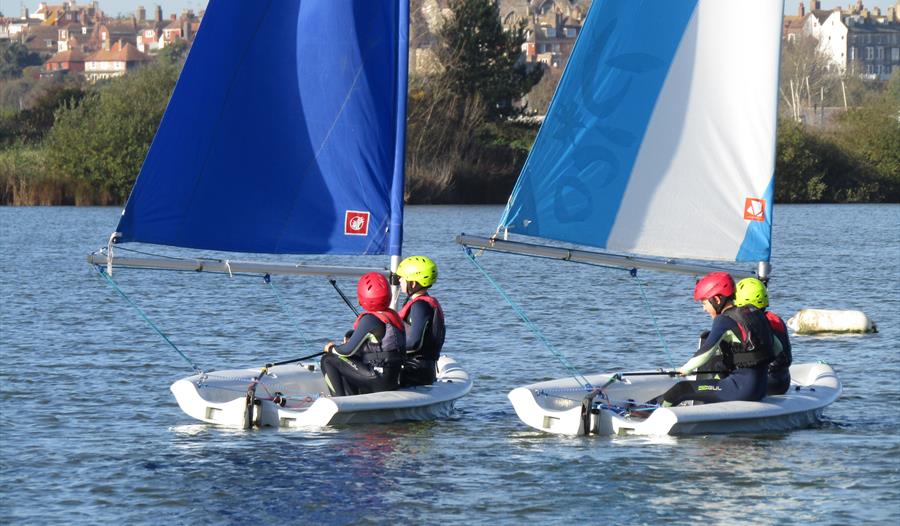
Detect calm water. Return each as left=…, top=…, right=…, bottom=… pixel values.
left=1, top=204, right=898, bottom=524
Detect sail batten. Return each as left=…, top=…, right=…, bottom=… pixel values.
left=116, top=0, right=406, bottom=256
left=499, top=0, right=781, bottom=264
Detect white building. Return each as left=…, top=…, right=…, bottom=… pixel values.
left=84, top=41, right=150, bottom=82
left=805, top=2, right=900, bottom=80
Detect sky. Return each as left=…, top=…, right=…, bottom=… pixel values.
left=2, top=0, right=897, bottom=19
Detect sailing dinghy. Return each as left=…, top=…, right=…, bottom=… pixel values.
left=89, top=1, right=471, bottom=428
left=459, top=0, right=840, bottom=436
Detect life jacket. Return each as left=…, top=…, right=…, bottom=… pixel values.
left=765, top=311, right=787, bottom=334
left=352, top=310, right=405, bottom=367
left=765, top=310, right=792, bottom=371
left=720, top=305, right=776, bottom=369
left=398, top=295, right=445, bottom=361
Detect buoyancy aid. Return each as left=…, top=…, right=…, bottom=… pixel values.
left=765, top=310, right=792, bottom=370
left=399, top=295, right=445, bottom=361
left=352, top=311, right=405, bottom=367
left=721, top=305, right=776, bottom=369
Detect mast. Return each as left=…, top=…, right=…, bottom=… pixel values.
left=389, top=0, right=410, bottom=308
left=759, top=0, right=785, bottom=285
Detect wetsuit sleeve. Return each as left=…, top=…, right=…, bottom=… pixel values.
left=334, top=314, right=385, bottom=357
left=404, top=301, right=433, bottom=353
left=678, top=316, right=742, bottom=375
left=772, top=333, right=784, bottom=357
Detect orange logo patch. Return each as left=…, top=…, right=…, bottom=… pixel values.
left=743, top=198, right=766, bottom=222
left=344, top=210, right=370, bottom=236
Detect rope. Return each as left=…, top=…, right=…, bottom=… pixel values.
left=95, top=266, right=202, bottom=373
left=463, top=248, right=592, bottom=389
left=629, top=269, right=676, bottom=369
left=264, top=274, right=316, bottom=352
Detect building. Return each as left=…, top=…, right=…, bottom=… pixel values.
left=845, top=9, right=900, bottom=78
left=783, top=3, right=808, bottom=41
left=407, top=0, right=586, bottom=76
left=42, top=48, right=86, bottom=77
left=795, top=1, right=900, bottom=80
left=84, top=40, right=150, bottom=81
left=517, top=0, right=586, bottom=69
left=161, top=11, right=200, bottom=48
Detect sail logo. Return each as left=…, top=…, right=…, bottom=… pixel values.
left=344, top=211, right=370, bottom=236
left=743, top=198, right=766, bottom=222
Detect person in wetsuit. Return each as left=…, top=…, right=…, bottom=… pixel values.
left=655, top=272, right=777, bottom=407
left=734, top=277, right=793, bottom=395
left=395, top=255, right=445, bottom=387
left=320, top=272, right=406, bottom=397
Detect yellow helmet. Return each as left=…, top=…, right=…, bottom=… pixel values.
left=734, top=277, right=769, bottom=309
left=396, top=255, right=438, bottom=288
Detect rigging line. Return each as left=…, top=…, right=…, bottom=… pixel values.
left=263, top=274, right=316, bottom=353
left=95, top=266, right=202, bottom=373
left=329, top=279, right=360, bottom=316
left=463, top=247, right=592, bottom=389
left=112, top=245, right=184, bottom=260
left=629, top=270, right=676, bottom=370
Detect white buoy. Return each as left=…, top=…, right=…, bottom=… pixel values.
left=787, top=309, right=877, bottom=334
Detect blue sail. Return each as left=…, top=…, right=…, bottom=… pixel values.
left=499, top=0, right=782, bottom=263
left=116, top=0, right=407, bottom=256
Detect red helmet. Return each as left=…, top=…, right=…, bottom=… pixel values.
left=357, top=272, right=391, bottom=312
left=693, top=272, right=735, bottom=301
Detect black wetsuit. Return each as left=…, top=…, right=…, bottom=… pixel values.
left=320, top=312, right=405, bottom=397
left=398, top=295, right=445, bottom=387
left=658, top=306, right=775, bottom=406
left=766, top=311, right=793, bottom=395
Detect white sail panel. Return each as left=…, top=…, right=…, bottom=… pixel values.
left=607, top=0, right=780, bottom=261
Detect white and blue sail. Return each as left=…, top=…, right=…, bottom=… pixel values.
left=498, top=0, right=781, bottom=265
left=114, top=0, right=408, bottom=258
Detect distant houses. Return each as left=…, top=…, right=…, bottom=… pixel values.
left=787, top=1, right=900, bottom=81
left=409, top=0, right=589, bottom=76
left=3, top=0, right=897, bottom=85
left=1, top=1, right=200, bottom=82
left=84, top=40, right=151, bottom=81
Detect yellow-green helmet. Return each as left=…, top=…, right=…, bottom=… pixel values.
left=396, top=255, right=438, bottom=288
left=734, top=277, right=769, bottom=309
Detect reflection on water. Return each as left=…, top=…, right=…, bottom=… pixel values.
left=1, top=204, right=899, bottom=524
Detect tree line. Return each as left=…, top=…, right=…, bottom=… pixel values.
left=1, top=0, right=898, bottom=206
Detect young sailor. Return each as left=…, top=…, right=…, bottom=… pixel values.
left=734, top=277, right=793, bottom=395
left=395, top=256, right=445, bottom=387
left=320, top=272, right=406, bottom=397
left=655, top=272, right=776, bottom=407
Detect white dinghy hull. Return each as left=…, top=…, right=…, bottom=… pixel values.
left=508, top=363, right=841, bottom=437
left=171, top=355, right=472, bottom=428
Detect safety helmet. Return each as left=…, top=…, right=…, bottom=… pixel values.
left=693, top=272, right=735, bottom=301
left=396, top=255, right=438, bottom=288
left=734, top=277, right=769, bottom=309
left=357, top=272, right=391, bottom=312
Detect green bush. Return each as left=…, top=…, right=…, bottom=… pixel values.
left=44, top=63, right=178, bottom=203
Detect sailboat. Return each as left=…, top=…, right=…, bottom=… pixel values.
left=89, top=1, right=471, bottom=428
left=458, top=0, right=840, bottom=436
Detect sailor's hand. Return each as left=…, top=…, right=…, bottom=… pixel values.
left=324, top=342, right=335, bottom=353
